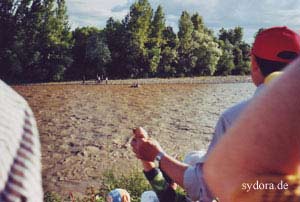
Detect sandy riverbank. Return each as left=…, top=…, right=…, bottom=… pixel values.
left=13, top=76, right=255, bottom=197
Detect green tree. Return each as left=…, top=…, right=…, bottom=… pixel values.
left=232, top=26, right=243, bottom=45
left=162, top=26, right=178, bottom=49
left=215, top=40, right=234, bottom=75
left=104, top=18, right=128, bottom=78
left=178, top=12, right=221, bottom=76
left=149, top=5, right=165, bottom=47
left=127, top=0, right=152, bottom=50
left=67, top=27, right=110, bottom=80
left=67, top=27, right=94, bottom=80
left=2, top=0, right=48, bottom=82
left=0, top=0, right=20, bottom=81
left=125, top=0, right=153, bottom=77
left=191, top=13, right=221, bottom=75
left=1, top=0, right=73, bottom=82
left=177, top=11, right=194, bottom=76
left=0, top=0, right=254, bottom=82
left=177, top=12, right=222, bottom=76
left=218, top=27, right=250, bottom=75
left=239, top=42, right=251, bottom=62
left=85, top=33, right=111, bottom=77
left=17, top=0, right=51, bottom=82
left=231, top=47, right=250, bottom=75
left=147, top=5, right=165, bottom=76
left=219, top=26, right=243, bottom=45
left=191, top=13, right=204, bottom=32
left=39, top=0, right=73, bottom=81
left=191, top=29, right=222, bottom=76
left=158, top=26, right=178, bottom=77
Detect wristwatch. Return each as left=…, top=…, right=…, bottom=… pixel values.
left=155, top=151, right=165, bottom=162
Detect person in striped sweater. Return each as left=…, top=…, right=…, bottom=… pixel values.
left=0, top=80, right=43, bottom=202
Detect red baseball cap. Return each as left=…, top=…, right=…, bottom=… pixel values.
left=252, top=26, right=300, bottom=63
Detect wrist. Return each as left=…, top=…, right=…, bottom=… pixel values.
left=155, top=151, right=166, bottom=162
left=142, top=161, right=156, bottom=172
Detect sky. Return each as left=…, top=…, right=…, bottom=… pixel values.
left=66, top=0, right=300, bottom=43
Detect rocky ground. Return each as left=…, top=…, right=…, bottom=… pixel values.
left=13, top=76, right=255, bottom=197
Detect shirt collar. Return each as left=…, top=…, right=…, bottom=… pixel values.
left=254, top=84, right=265, bottom=96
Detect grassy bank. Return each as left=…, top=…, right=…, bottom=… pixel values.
left=44, top=169, right=151, bottom=202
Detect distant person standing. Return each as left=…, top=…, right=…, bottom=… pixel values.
left=96, top=74, right=101, bottom=84
left=0, top=80, right=43, bottom=202
left=82, top=75, right=86, bottom=85
left=105, top=77, right=108, bottom=85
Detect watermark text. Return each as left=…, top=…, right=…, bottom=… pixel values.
left=242, top=180, right=288, bottom=192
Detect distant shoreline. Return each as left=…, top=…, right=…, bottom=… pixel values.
left=12, top=76, right=252, bottom=86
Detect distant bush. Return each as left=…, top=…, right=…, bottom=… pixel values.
left=44, top=191, right=62, bottom=202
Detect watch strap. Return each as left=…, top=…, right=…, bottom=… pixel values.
left=155, top=151, right=165, bottom=162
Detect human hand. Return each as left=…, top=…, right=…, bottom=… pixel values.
left=132, top=127, right=156, bottom=170
left=132, top=127, right=148, bottom=138
left=131, top=127, right=163, bottom=162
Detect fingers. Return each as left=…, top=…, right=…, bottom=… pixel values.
left=130, top=137, right=137, bottom=147
left=131, top=129, right=160, bottom=161
left=131, top=137, right=151, bottom=160
left=132, top=127, right=148, bottom=138
left=130, top=136, right=143, bottom=156
left=132, top=145, right=142, bottom=159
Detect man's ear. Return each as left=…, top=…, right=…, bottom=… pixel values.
left=251, top=55, right=265, bottom=86
left=251, top=55, right=260, bottom=72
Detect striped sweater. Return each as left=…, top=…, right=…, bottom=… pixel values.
left=0, top=80, right=43, bottom=202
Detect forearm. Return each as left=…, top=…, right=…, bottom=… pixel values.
left=159, top=153, right=189, bottom=188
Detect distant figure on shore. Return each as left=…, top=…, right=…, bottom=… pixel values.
left=82, top=75, right=85, bottom=85
left=105, top=77, right=108, bottom=85
left=131, top=80, right=140, bottom=88
left=130, top=82, right=140, bottom=88
left=96, top=74, right=101, bottom=84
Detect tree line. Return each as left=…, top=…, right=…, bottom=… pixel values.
left=0, top=0, right=252, bottom=83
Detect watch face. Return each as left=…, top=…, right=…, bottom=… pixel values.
left=155, top=155, right=161, bottom=161
left=156, top=152, right=164, bottom=161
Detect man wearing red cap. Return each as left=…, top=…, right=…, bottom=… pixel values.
left=131, top=26, right=300, bottom=202
left=207, top=26, right=300, bottom=155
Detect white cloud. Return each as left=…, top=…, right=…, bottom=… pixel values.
left=66, top=0, right=300, bottom=42
left=66, top=0, right=128, bottom=29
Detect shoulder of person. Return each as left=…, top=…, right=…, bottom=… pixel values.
left=0, top=80, right=29, bottom=108
left=221, top=100, right=250, bottom=124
